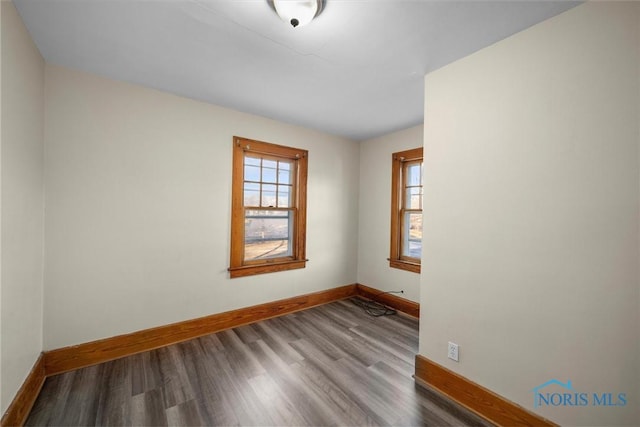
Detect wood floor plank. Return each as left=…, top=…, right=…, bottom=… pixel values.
left=131, top=388, right=167, bottom=427
left=234, top=324, right=262, bottom=345
left=247, top=373, right=307, bottom=426
left=25, top=297, right=494, bottom=427
left=291, top=357, right=377, bottom=426
left=251, top=321, right=305, bottom=366
left=165, top=399, right=205, bottom=426
left=288, top=338, right=390, bottom=426
left=205, top=350, right=275, bottom=426
left=248, top=339, right=335, bottom=426
left=216, top=329, right=267, bottom=380
left=62, top=365, right=102, bottom=426
left=193, top=394, right=239, bottom=427
left=95, top=358, right=131, bottom=426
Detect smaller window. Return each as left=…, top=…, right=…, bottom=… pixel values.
left=229, top=137, right=308, bottom=278
left=389, top=147, right=423, bottom=273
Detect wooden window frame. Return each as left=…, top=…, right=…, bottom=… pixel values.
left=389, top=147, right=423, bottom=273
left=229, top=136, right=308, bottom=278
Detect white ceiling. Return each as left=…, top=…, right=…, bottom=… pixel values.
left=14, top=0, right=579, bottom=141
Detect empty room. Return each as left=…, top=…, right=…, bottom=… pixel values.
left=1, top=0, right=639, bottom=426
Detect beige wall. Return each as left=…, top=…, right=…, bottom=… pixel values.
left=357, top=125, right=422, bottom=302
left=43, top=64, right=360, bottom=349
left=0, top=0, right=45, bottom=414
left=420, top=2, right=639, bottom=425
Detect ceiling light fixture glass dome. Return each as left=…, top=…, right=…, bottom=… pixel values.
left=269, top=0, right=325, bottom=28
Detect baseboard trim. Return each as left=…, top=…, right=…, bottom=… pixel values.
left=414, top=355, right=557, bottom=427
left=355, top=283, right=419, bottom=317
left=44, top=284, right=358, bottom=375
left=0, top=353, right=46, bottom=427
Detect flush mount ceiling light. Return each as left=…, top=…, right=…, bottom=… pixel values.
left=268, top=0, right=325, bottom=28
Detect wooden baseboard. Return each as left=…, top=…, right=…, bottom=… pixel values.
left=414, top=355, right=557, bottom=427
left=1, top=354, right=46, bottom=427
left=355, top=283, right=419, bottom=317
left=44, top=284, right=358, bottom=375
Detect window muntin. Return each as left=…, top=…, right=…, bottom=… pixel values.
left=390, top=147, right=423, bottom=273
left=229, top=137, right=308, bottom=278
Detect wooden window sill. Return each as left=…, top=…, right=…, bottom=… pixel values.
left=388, top=259, right=421, bottom=274
left=229, top=259, right=307, bottom=278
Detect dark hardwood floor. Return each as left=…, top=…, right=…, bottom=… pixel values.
left=26, top=298, right=493, bottom=426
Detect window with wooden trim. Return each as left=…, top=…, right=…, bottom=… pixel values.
left=229, top=136, right=308, bottom=278
left=389, top=147, right=423, bottom=273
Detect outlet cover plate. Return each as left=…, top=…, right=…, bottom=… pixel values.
left=448, top=341, right=459, bottom=362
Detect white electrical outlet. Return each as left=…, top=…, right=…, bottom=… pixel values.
left=447, top=341, right=459, bottom=362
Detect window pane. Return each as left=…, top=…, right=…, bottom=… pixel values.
left=402, top=212, right=422, bottom=259
left=261, top=184, right=277, bottom=207
left=278, top=168, right=291, bottom=185
left=279, top=161, right=290, bottom=171
left=244, top=210, right=293, bottom=260
left=244, top=165, right=260, bottom=182
left=277, top=185, right=291, bottom=208
left=405, top=187, right=422, bottom=209
left=407, top=163, right=422, bottom=186
left=244, top=182, right=260, bottom=206
left=244, top=156, right=260, bottom=166
left=263, top=159, right=277, bottom=169
left=262, top=160, right=277, bottom=183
